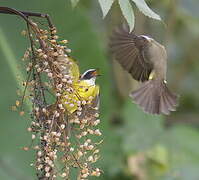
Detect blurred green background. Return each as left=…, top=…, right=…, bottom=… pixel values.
left=0, top=0, right=199, bottom=179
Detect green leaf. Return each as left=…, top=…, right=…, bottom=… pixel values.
left=121, top=101, right=164, bottom=153
left=161, top=125, right=199, bottom=180
left=98, top=0, right=115, bottom=18
left=118, top=0, right=135, bottom=32
left=0, top=28, right=31, bottom=110
left=131, top=0, right=161, bottom=20
left=147, top=144, right=169, bottom=168
left=70, top=0, right=80, bottom=8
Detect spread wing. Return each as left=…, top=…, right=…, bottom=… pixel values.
left=109, top=24, right=153, bottom=82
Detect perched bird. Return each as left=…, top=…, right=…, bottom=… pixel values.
left=110, top=24, right=178, bottom=115
left=61, top=58, right=100, bottom=114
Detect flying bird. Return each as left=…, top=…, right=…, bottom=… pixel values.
left=110, top=24, right=178, bottom=115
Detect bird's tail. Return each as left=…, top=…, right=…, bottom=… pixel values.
left=130, top=80, right=178, bottom=115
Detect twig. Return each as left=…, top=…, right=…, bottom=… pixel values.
left=0, top=7, right=54, bottom=29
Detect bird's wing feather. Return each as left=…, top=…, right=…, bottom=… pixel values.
left=109, top=24, right=153, bottom=82
left=57, top=56, right=80, bottom=83
left=68, top=57, right=80, bottom=83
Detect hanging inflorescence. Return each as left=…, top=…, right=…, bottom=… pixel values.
left=9, top=9, right=102, bottom=180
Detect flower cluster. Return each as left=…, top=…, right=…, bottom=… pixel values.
left=15, top=19, right=102, bottom=179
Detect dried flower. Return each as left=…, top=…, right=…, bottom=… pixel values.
left=15, top=17, right=102, bottom=179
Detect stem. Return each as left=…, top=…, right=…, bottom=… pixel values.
left=0, top=7, right=38, bottom=31
left=0, top=7, right=55, bottom=49
left=0, top=7, right=54, bottom=29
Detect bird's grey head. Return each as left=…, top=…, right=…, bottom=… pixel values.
left=140, top=35, right=153, bottom=41
left=140, top=35, right=162, bottom=47
left=140, top=35, right=167, bottom=60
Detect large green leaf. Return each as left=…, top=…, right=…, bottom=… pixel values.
left=98, top=0, right=115, bottom=18
left=164, top=125, right=199, bottom=163
left=0, top=28, right=31, bottom=110
left=160, top=125, right=199, bottom=180
left=70, top=0, right=80, bottom=8
left=121, top=100, right=164, bottom=153
left=118, top=0, right=135, bottom=32
left=121, top=101, right=199, bottom=179
left=131, top=0, right=161, bottom=20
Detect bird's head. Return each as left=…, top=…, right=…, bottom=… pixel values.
left=80, top=69, right=100, bottom=85
left=140, top=35, right=153, bottom=43
left=140, top=35, right=163, bottom=48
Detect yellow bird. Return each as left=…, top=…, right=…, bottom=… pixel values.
left=61, top=57, right=100, bottom=114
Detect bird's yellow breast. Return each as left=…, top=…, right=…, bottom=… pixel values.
left=61, top=80, right=99, bottom=114
left=75, top=80, right=99, bottom=100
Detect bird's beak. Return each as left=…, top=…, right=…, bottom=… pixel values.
left=92, top=69, right=101, bottom=77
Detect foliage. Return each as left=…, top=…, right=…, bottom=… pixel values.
left=118, top=0, right=135, bottom=31
left=1, top=0, right=199, bottom=180
left=71, top=0, right=161, bottom=31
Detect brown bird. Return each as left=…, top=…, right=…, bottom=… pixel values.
left=110, top=24, right=178, bottom=115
